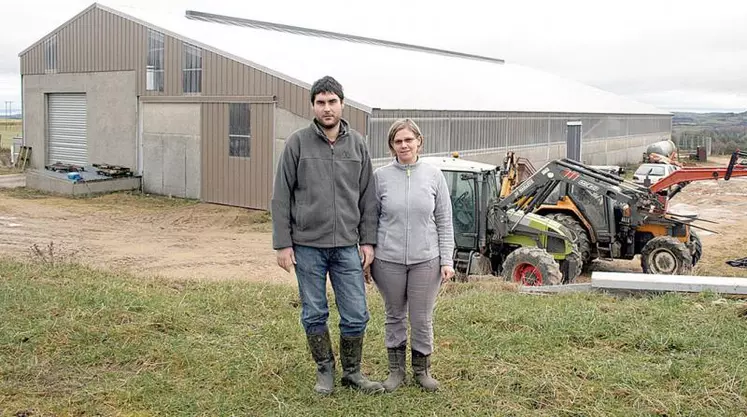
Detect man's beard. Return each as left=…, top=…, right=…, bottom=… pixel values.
left=318, top=116, right=339, bottom=129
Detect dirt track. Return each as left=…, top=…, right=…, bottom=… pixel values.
left=1, top=159, right=747, bottom=282
left=0, top=192, right=291, bottom=283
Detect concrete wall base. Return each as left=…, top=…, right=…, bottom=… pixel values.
left=26, top=170, right=141, bottom=197
left=141, top=102, right=201, bottom=199
left=273, top=107, right=311, bottom=176
left=23, top=71, right=138, bottom=170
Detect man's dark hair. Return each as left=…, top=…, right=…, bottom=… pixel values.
left=310, top=76, right=344, bottom=103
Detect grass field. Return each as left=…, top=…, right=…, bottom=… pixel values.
left=0, top=119, right=22, bottom=174
left=1, top=259, right=746, bottom=416
left=0, top=119, right=22, bottom=149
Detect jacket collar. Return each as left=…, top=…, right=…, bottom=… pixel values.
left=391, top=155, right=422, bottom=171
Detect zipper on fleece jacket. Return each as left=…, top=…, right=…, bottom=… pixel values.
left=331, top=141, right=336, bottom=247
left=405, top=165, right=411, bottom=265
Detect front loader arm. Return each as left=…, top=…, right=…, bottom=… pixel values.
left=649, top=150, right=747, bottom=193
left=497, top=159, right=645, bottom=212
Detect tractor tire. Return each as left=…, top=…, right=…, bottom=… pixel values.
left=501, top=247, right=563, bottom=286
left=688, top=229, right=702, bottom=266
left=546, top=213, right=593, bottom=265
left=641, top=236, right=693, bottom=275
left=560, top=250, right=583, bottom=284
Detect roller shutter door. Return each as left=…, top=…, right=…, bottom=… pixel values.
left=47, top=93, right=87, bottom=166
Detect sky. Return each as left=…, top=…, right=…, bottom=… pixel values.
left=1, top=0, right=746, bottom=114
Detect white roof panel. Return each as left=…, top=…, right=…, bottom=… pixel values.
left=101, top=4, right=670, bottom=115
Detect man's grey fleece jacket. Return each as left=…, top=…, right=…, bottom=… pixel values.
left=271, top=119, right=378, bottom=250
left=374, top=158, right=454, bottom=267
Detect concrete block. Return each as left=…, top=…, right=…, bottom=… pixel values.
left=25, top=170, right=140, bottom=196
left=514, top=146, right=549, bottom=167
left=583, top=140, right=607, bottom=154
left=26, top=171, right=71, bottom=194
left=143, top=103, right=201, bottom=136
left=275, top=108, right=310, bottom=140
left=23, top=71, right=137, bottom=170
left=0, top=174, right=25, bottom=189
left=185, top=135, right=201, bottom=199
left=628, top=137, right=646, bottom=148
left=142, top=133, right=163, bottom=195
left=88, top=72, right=138, bottom=169
left=70, top=177, right=140, bottom=196
left=461, top=150, right=504, bottom=166
left=548, top=143, right=565, bottom=160
left=162, top=136, right=187, bottom=198
left=585, top=153, right=607, bottom=165
left=628, top=146, right=647, bottom=162
left=273, top=108, right=311, bottom=176
left=606, top=139, right=629, bottom=152
left=592, top=271, right=747, bottom=295
left=273, top=138, right=287, bottom=177
left=606, top=150, right=629, bottom=165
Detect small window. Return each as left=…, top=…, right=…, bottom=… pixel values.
left=146, top=29, right=164, bottom=92
left=229, top=103, right=251, bottom=158
left=44, top=34, right=57, bottom=72
left=183, top=43, right=202, bottom=93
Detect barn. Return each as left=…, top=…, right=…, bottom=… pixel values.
left=18, top=3, right=671, bottom=209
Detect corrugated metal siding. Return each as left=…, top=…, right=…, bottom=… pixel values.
left=369, top=110, right=672, bottom=159
left=19, top=6, right=368, bottom=133
left=199, top=50, right=368, bottom=134
left=201, top=101, right=274, bottom=209
left=47, top=93, right=87, bottom=166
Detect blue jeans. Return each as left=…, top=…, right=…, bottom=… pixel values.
left=293, top=244, right=370, bottom=337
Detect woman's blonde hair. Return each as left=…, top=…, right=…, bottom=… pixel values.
left=387, top=118, right=424, bottom=157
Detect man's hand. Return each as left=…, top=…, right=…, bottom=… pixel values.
left=441, top=265, right=455, bottom=283
left=276, top=247, right=296, bottom=273
left=360, top=244, right=374, bottom=270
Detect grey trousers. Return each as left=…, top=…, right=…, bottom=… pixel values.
left=371, top=257, right=442, bottom=354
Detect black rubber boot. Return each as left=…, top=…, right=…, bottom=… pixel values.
left=340, top=334, right=385, bottom=394
left=306, top=330, right=335, bottom=395
left=382, top=342, right=407, bottom=392
left=412, top=349, right=439, bottom=392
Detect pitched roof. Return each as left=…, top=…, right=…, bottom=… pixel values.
left=32, top=3, right=672, bottom=115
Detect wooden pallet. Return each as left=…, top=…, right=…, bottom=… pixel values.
left=45, top=162, right=85, bottom=173
left=14, top=146, right=31, bottom=171
left=93, top=163, right=133, bottom=178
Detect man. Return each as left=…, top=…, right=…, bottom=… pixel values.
left=271, top=75, right=382, bottom=395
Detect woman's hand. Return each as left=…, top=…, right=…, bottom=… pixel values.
left=441, top=265, right=455, bottom=283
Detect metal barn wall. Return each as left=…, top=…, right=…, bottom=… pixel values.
left=201, top=101, right=275, bottom=209
left=369, top=110, right=672, bottom=161
left=19, top=5, right=369, bottom=133
left=21, top=7, right=151, bottom=93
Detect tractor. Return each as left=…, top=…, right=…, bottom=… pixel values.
left=495, top=150, right=747, bottom=275
left=422, top=156, right=582, bottom=286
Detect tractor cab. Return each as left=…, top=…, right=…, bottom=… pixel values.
left=419, top=156, right=499, bottom=251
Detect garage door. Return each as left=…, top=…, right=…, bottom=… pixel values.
left=47, top=93, right=87, bottom=166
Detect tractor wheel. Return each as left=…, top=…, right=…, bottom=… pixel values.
left=501, top=247, right=563, bottom=286
left=560, top=250, right=583, bottom=284
left=546, top=213, right=593, bottom=265
left=688, top=229, right=702, bottom=266
left=641, top=236, right=693, bottom=275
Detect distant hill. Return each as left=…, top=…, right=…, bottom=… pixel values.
left=673, top=111, right=747, bottom=128
left=672, top=111, right=747, bottom=155
left=0, top=112, right=22, bottom=119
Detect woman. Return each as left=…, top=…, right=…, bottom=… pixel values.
left=372, top=118, right=455, bottom=392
